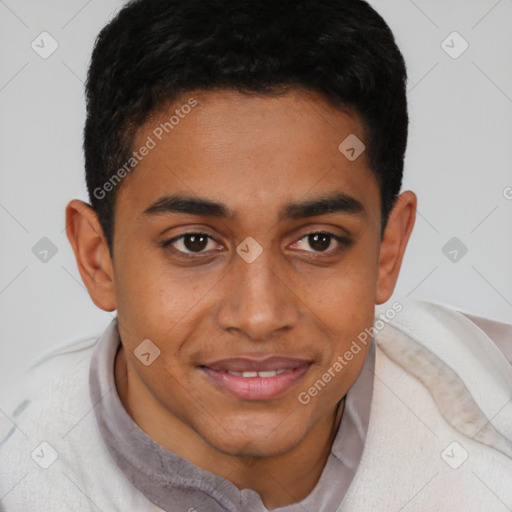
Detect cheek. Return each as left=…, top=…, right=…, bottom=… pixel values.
left=300, top=243, right=378, bottom=379
left=112, top=252, right=178, bottom=345
left=114, top=248, right=183, bottom=318
left=113, top=252, right=222, bottom=362
left=306, top=247, right=379, bottom=331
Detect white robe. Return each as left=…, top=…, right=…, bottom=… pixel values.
left=0, top=298, right=511, bottom=511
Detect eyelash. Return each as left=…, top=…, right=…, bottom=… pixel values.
left=161, top=231, right=352, bottom=260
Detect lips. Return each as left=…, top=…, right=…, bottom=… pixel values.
left=199, top=356, right=312, bottom=400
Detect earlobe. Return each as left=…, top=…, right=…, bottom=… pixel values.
left=375, top=191, right=417, bottom=305
left=65, top=199, right=117, bottom=312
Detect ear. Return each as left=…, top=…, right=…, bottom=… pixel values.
left=375, top=191, right=416, bottom=304
left=65, top=199, right=117, bottom=311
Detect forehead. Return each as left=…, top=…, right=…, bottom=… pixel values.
left=115, top=88, right=379, bottom=223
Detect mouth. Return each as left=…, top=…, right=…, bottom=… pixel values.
left=199, top=356, right=312, bottom=401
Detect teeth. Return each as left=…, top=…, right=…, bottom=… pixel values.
left=226, top=369, right=289, bottom=378
left=257, top=371, right=277, bottom=378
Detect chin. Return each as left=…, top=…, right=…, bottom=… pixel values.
left=198, top=413, right=307, bottom=458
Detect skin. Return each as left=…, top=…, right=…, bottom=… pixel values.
left=66, top=88, right=416, bottom=509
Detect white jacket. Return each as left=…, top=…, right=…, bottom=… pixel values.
left=0, top=299, right=510, bottom=511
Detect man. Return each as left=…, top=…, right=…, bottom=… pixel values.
left=1, top=0, right=510, bottom=510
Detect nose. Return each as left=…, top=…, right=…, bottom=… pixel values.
left=216, top=250, right=300, bottom=342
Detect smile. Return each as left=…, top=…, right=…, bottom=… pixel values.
left=199, top=356, right=312, bottom=400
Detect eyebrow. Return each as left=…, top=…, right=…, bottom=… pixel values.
left=141, top=192, right=365, bottom=220
left=142, top=194, right=230, bottom=218
left=280, top=192, right=364, bottom=220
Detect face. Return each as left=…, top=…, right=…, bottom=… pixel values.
left=69, top=88, right=415, bottom=459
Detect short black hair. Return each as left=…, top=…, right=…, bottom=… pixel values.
left=84, top=0, right=408, bottom=257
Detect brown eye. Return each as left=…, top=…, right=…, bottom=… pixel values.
left=292, top=231, right=352, bottom=255
left=307, top=233, right=332, bottom=252
left=163, top=232, right=220, bottom=255
left=183, top=233, right=209, bottom=252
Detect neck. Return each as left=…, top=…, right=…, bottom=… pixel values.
left=219, top=399, right=344, bottom=508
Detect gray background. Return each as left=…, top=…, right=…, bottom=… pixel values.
left=1, top=0, right=511, bottom=392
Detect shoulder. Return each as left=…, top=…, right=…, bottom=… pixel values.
left=342, top=299, right=512, bottom=511
left=0, top=333, right=99, bottom=445
left=375, top=298, right=512, bottom=430
left=0, top=334, right=94, bottom=508
left=0, top=324, right=160, bottom=511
